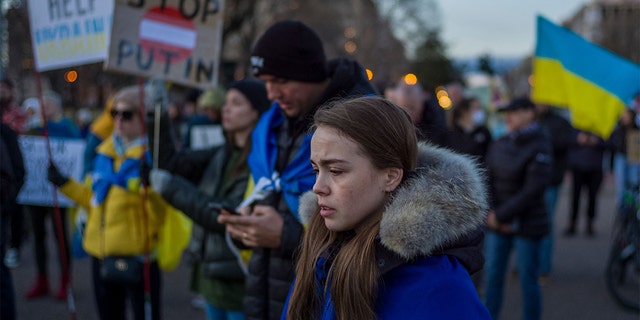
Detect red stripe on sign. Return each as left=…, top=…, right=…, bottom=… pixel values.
left=140, top=6, right=196, bottom=64
left=145, top=6, right=194, bottom=29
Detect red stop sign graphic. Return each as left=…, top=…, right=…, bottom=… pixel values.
left=139, top=6, right=196, bottom=63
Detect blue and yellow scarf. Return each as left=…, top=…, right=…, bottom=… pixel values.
left=91, top=135, right=150, bottom=205
left=245, top=104, right=315, bottom=221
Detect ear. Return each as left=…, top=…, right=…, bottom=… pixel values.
left=383, top=167, right=403, bottom=192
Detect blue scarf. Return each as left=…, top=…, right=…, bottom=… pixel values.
left=91, top=136, right=150, bottom=205
left=245, top=103, right=315, bottom=221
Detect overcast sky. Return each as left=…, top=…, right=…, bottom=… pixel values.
left=439, top=0, right=590, bottom=59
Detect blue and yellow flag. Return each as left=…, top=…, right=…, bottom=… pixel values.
left=531, top=15, right=640, bottom=139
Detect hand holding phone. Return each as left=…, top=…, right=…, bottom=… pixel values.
left=208, top=203, right=241, bottom=216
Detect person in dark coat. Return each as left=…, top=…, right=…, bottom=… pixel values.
left=388, top=79, right=449, bottom=147
left=0, top=122, right=25, bottom=320
left=283, top=97, right=489, bottom=319
left=565, top=129, right=606, bottom=236
left=149, top=79, right=270, bottom=320
left=216, top=20, right=378, bottom=320
left=534, top=103, right=573, bottom=278
left=484, top=97, right=552, bottom=320
left=446, top=97, right=493, bottom=165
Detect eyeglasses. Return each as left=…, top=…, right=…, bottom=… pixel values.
left=110, top=109, right=136, bottom=121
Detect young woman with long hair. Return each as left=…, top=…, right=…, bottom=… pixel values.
left=284, top=96, right=490, bottom=319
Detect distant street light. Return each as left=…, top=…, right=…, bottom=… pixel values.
left=344, top=41, right=357, bottom=54
left=403, top=73, right=418, bottom=85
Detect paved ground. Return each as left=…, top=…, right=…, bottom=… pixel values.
left=7, top=174, right=640, bottom=319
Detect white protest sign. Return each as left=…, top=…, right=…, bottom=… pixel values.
left=27, top=0, right=114, bottom=72
left=190, top=124, right=224, bottom=150
left=17, top=136, right=86, bottom=207
left=105, top=0, right=225, bottom=89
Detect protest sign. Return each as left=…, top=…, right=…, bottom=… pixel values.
left=17, top=136, right=86, bottom=207
left=190, top=124, right=224, bottom=150
left=627, top=130, right=640, bottom=164
left=105, top=0, right=225, bottom=89
left=27, top=0, right=114, bottom=71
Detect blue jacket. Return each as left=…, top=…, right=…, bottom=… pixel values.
left=284, top=143, right=491, bottom=319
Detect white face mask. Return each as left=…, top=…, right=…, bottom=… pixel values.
left=472, top=110, right=486, bottom=125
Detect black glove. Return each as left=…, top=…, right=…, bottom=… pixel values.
left=47, top=163, right=68, bottom=187
left=140, top=161, right=151, bottom=187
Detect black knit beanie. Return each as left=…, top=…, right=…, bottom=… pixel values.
left=250, top=20, right=328, bottom=82
left=228, top=78, right=271, bottom=115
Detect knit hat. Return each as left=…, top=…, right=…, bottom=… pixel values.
left=228, top=79, right=271, bottom=115
left=498, top=97, right=535, bottom=112
left=251, top=20, right=328, bottom=82
left=198, top=87, right=225, bottom=110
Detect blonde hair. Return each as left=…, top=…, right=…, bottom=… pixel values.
left=113, top=86, right=146, bottom=111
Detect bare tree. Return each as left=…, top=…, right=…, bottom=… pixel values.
left=372, top=0, right=442, bottom=59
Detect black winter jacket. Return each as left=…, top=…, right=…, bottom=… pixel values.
left=537, top=110, right=573, bottom=186
left=447, top=125, right=493, bottom=166
left=0, top=123, right=24, bottom=213
left=150, top=115, right=248, bottom=282
left=486, top=123, right=552, bottom=238
left=417, top=97, right=449, bottom=147
left=245, top=58, right=378, bottom=320
left=567, top=131, right=605, bottom=172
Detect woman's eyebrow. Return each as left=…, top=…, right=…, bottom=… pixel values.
left=311, top=158, right=348, bottom=166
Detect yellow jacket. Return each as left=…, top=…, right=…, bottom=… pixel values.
left=59, top=137, right=167, bottom=258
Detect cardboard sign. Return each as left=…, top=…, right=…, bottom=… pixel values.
left=105, top=0, right=225, bottom=89
left=28, top=0, right=114, bottom=72
left=627, top=130, right=640, bottom=164
left=17, top=136, right=86, bottom=207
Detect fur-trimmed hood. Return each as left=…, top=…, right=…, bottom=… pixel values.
left=299, top=142, right=488, bottom=270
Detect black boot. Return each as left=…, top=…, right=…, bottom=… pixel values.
left=563, top=223, right=576, bottom=237
left=586, top=220, right=595, bottom=237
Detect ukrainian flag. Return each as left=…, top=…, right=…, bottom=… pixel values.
left=531, top=15, right=640, bottom=139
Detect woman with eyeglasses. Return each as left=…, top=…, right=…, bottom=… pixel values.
left=47, top=85, right=170, bottom=320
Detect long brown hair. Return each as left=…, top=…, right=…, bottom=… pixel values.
left=287, top=97, right=418, bottom=320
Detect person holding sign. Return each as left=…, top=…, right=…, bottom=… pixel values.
left=48, top=86, right=169, bottom=320
left=216, top=20, right=378, bottom=320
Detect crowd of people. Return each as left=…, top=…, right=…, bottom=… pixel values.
left=1, top=19, right=639, bottom=320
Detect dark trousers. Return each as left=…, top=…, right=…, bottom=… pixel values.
left=570, top=168, right=603, bottom=227
left=0, top=209, right=16, bottom=320
left=7, top=202, right=23, bottom=249
left=91, top=257, right=162, bottom=320
left=26, top=205, right=70, bottom=276
left=0, top=259, right=15, bottom=320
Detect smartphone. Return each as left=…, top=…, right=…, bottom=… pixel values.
left=208, top=203, right=241, bottom=215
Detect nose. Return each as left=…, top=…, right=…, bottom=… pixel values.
left=265, top=83, right=280, bottom=101
left=312, top=173, right=328, bottom=196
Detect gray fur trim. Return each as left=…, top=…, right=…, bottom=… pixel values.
left=299, top=191, right=318, bottom=226
left=297, top=142, right=488, bottom=259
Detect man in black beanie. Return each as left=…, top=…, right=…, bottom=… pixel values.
left=218, top=19, right=378, bottom=320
